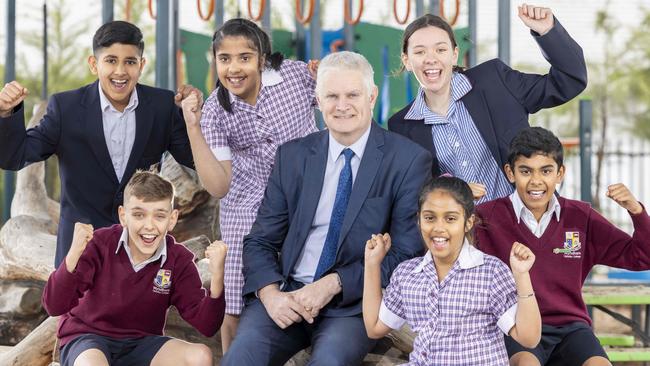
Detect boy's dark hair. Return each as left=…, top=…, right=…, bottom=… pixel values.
left=211, top=18, right=285, bottom=113
left=93, top=21, right=145, bottom=56
left=507, top=127, right=564, bottom=168
left=418, top=175, right=475, bottom=243
left=400, top=14, right=464, bottom=73
left=124, top=170, right=175, bottom=204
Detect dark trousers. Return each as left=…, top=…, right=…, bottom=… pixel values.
left=221, top=299, right=375, bottom=366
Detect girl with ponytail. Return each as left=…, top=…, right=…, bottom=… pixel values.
left=180, top=18, right=318, bottom=352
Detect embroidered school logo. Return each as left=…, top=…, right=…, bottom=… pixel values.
left=552, top=231, right=582, bottom=258
left=153, top=269, right=172, bottom=294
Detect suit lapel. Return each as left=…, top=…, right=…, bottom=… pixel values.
left=337, top=123, right=384, bottom=248
left=462, top=89, right=503, bottom=168
left=84, top=81, right=119, bottom=185
left=120, top=84, right=154, bottom=189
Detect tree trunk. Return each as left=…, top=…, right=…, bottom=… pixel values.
left=0, top=316, right=58, bottom=366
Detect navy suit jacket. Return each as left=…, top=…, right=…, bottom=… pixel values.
left=0, top=81, right=194, bottom=266
left=242, top=123, right=432, bottom=317
left=388, top=20, right=588, bottom=177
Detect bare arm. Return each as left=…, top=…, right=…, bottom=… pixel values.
left=508, top=242, right=541, bottom=348
left=363, top=234, right=394, bottom=339
left=181, top=93, right=233, bottom=198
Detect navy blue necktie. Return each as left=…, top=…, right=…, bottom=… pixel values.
left=314, top=148, right=355, bottom=280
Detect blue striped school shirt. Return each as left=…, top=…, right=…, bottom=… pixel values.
left=404, top=72, right=513, bottom=203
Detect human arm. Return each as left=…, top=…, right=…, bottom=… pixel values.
left=468, top=182, right=487, bottom=201
left=41, top=223, right=99, bottom=316
left=0, top=81, right=60, bottom=170
left=507, top=242, right=541, bottom=348
left=180, top=92, right=232, bottom=198
left=363, top=233, right=395, bottom=339
left=495, top=5, right=587, bottom=113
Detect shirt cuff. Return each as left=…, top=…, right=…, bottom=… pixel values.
left=379, top=300, right=406, bottom=330
left=497, top=303, right=518, bottom=335
left=210, top=146, right=232, bottom=161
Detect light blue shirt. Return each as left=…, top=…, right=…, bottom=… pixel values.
left=115, top=227, right=167, bottom=272
left=405, top=73, right=513, bottom=203
left=291, top=125, right=372, bottom=284
left=98, top=83, right=138, bottom=182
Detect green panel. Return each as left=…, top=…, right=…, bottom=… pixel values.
left=597, top=334, right=635, bottom=347
left=607, top=349, right=650, bottom=362
left=271, top=29, right=296, bottom=59
left=179, top=29, right=213, bottom=96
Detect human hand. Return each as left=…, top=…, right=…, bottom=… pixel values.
left=175, top=84, right=203, bottom=108
left=65, top=223, right=94, bottom=273
left=607, top=183, right=643, bottom=215
left=0, top=81, right=29, bottom=118
left=291, top=274, right=340, bottom=318
left=518, top=3, right=554, bottom=36
left=365, top=233, right=391, bottom=267
left=180, top=91, right=202, bottom=130
left=259, top=284, right=314, bottom=328
left=510, top=241, right=535, bottom=274
left=205, top=240, right=228, bottom=277
left=468, top=182, right=487, bottom=201
left=307, top=59, right=320, bottom=79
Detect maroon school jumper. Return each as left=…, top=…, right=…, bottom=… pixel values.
left=42, top=224, right=225, bottom=346
left=475, top=196, right=650, bottom=326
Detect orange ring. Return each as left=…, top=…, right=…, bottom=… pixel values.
left=440, top=0, right=460, bottom=26
left=393, top=0, right=410, bottom=25
left=344, top=0, right=363, bottom=25
left=125, top=0, right=132, bottom=21
left=247, top=0, right=266, bottom=22
left=295, top=0, right=315, bottom=25
left=197, top=0, right=215, bottom=21
left=330, top=39, right=345, bottom=53
left=148, top=0, right=156, bottom=20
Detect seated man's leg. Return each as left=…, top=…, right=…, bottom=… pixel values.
left=222, top=299, right=309, bottom=366
left=59, top=334, right=111, bottom=366
left=308, top=315, right=376, bottom=366
left=150, top=338, right=212, bottom=366
left=546, top=323, right=610, bottom=366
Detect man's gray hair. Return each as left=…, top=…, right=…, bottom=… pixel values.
left=316, top=51, right=375, bottom=96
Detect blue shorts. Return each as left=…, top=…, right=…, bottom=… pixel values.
left=505, top=322, right=608, bottom=365
left=60, top=333, right=171, bottom=366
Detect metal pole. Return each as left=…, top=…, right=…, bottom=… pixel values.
left=415, top=0, right=425, bottom=16
left=579, top=99, right=593, bottom=203
left=171, top=0, right=178, bottom=91
left=498, top=0, right=510, bottom=65
left=310, top=0, right=323, bottom=129
left=215, top=0, right=224, bottom=30
left=468, top=0, right=477, bottom=67
left=429, top=0, right=439, bottom=16
left=3, top=0, right=16, bottom=224
left=42, top=3, right=48, bottom=100
left=102, top=0, right=114, bottom=23
left=343, top=0, right=355, bottom=51
left=295, top=1, right=306, bottom=61
left=155, top=0, right=170, bottom=89
left=262, top=0, right=271, bottom=36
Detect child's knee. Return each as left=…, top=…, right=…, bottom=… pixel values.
left=184, top=343, right=212, bottom=366
left=509, top=351, right=541, bottom=366
left=582, top=356, right=612, bottom=366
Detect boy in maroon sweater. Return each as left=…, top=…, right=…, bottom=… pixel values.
left=476, top=127, right=650, bottom=366
left=42, top=171, right=227, bottom=366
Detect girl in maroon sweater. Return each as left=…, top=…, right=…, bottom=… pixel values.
left=476, top=127, right=650, bottom=366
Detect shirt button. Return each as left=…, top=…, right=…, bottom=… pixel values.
left=265, top=138, right=272, bottom=144
left=462, top=161, right=468, bottom=167
left=454, top=142, right=460, bottom=148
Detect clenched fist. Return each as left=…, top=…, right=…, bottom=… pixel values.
left=0, top=81, right=29, bottom=118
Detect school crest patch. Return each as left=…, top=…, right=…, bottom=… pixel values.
left=153, top=269, right=172, bottom=294
left=552, top=231, right=582, bottom=258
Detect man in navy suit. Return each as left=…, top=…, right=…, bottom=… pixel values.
left=222, top=51, right=432, bottom=365
left=0, top=21, right=196, bottom=267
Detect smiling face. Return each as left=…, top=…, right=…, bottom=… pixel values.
left=118, top=195, right=178, bottom=264
left=419, top=189, right=474, bottom=266
left=401, top=25, right=458, bottom=98
left=88, top=43, right=145, bottom=112
left=317, top=68, right=377, bottom=146
left=214, top=35, right=263, bottom=106
left=505, top=153, right=566, bottom=221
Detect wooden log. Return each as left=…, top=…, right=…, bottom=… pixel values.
left=0, top=216, right=56, bottom=282
left=0, top=316, right=58, bottom=366
left=181, top=235, right=211, bottom=262
left=0, top=279, right=44, bottom=315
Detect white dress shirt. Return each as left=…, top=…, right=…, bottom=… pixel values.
left=291, top=125, right=372, bottom=284
left=509, top=191, right=561, bottom=238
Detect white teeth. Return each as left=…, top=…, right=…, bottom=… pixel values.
left=424, top=70, right=441, bottom=77
left=228, top=77, right=244, bottom=83
left=112, top=80, right=127, bottom=84
left=142, top=234, right=156, bottom=240
left=433, top=237, right=447, bottom=243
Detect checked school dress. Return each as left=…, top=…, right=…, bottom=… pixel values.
left=201, top=59, right=317, bottom=314
left=379, top=242, right=518, bottom=365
